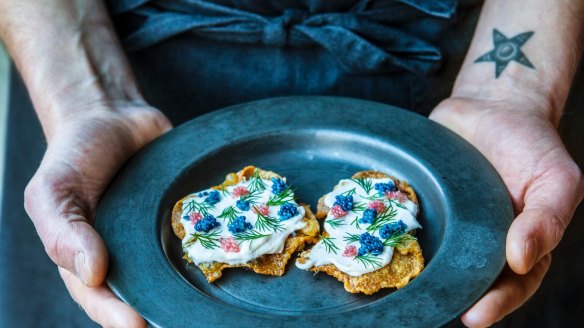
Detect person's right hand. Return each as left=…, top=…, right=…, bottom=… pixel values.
left=24, top=103, right=172, bottom=327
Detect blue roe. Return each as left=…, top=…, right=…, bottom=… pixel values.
left=271, top=177, right=288, bottom=195
left=236, top=199, right=250, bottom=211
left=379, top=220, right=407, bottom=239
left=278, top=202, right=298, bottom=221
left=359, top=208, right=377, bottom=224
left=228, top=216, right=253, bottom=233
left=204, top=190, right=221, bottom=205
left=358, top=232, right=384, bottom=256
left=197, top=191, right=209, bottom=197
left=195, top=214, right=221, bottom=232
left=374, top=182, right=396, bottom=195
left=333, top=194, right=353, bottom=211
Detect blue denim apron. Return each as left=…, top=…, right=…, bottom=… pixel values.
left=106, top=0, right=483, bottom=124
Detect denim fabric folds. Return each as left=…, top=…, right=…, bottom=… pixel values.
left=107, top=0, right=459, bottom=75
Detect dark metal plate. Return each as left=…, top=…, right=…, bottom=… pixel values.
left=96, top=96, right=513, bottom=327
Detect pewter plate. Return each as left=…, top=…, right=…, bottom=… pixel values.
left=95, top=96, right=513, bottom=327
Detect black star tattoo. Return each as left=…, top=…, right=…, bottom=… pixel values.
left=475, top=29, right=535, bottom=78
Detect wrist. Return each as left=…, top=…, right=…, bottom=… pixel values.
left=36, top=78, right=147, bottom=141
left=1, top=0, right=145, bottom=135
left=32, top=23, right=145, bottom=130
left=40, top=78, right=146, bottom=131
left=451, top=65, right=571, bottom=126
left=43, top=100, right=162, bottom=142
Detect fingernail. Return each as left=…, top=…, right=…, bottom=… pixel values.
left=461, top=310, right=480, bottom=328
left=524, top=238, right=538, bottom=271
left=75, top=251, right=87, bottom=284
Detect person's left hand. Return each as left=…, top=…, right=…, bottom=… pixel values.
left=429, top=96, right=584, bottom=328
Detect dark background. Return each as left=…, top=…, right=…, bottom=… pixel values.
left=0, top=64, right=582, bottom=328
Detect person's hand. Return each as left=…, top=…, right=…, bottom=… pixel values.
left=430, top=96, right=584, bottom=327
left=24, top=103, right=172, bottom=327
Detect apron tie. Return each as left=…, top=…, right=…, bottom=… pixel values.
left=123, top=0, right=457, bottom=75
left=263, top=9, right=307, bottom=47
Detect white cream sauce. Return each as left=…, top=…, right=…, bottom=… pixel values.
left=180, top=175, right=306, bottom=265
left=295, top=178, right=421, bottom=276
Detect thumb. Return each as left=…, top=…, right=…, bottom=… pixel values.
left=506, top=162, right=584, bottom=274
left=24, top=165, right=108, bottom=287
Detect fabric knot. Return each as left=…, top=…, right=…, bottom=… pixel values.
left=262, top=9, right=307, bottom=47
left=123, top=0, right=454, bottom=75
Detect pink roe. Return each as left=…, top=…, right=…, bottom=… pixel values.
left=253, top=204, right=270, bottom=216
left=368, top=200, right=386, bottom=212
left=232, top=186, right=250, bottom=198
left=385, top=190, right=407, bottom=203
left=220, top=237, right=240, bottom=253
left=331, top=204, right=348, bottom=218
left=189, top=212, right=203, bottom=225
left=343, top=245, right=357, bottom=257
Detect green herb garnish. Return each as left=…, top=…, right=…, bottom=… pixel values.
left=217, top=206, right=239, bottom=224
left=354, top=254, right=383, bottom=269
left=325, top=218, right=346, bottom=229
left=383, top=233, right=416, bottom=247
left=248, top=169, right=267, bottom=193
left=388, top=199, right=408, bottom=210
left=239, top=189, right=262, bottom=204
left=220, top=187, right=231, bottom=197
left=342, top=232, right=361, bottom=244
left=350, top=215, right=361, bottom=230
left=183, top=199, right=213, bottom=216
left=184, top=230, right=221, bottom=249
left=351, top=201, right=367, bottom=213
left=340, top=187, right=357, bottom=197
left=321, top=237, right=340, bottom=254
left=366, top=204, right=398, bottom=232
left=350, top=178, right=373, bottom=194
left=266, top=186, right=295, bottom=206
left=233, top=230, right=271, bottom=243
left=254, top=208, right=284, bottom=232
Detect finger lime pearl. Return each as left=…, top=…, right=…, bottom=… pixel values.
left=195, top=214, right=221, bottom=232
left=271, top=177, right=288, bottom=195
left=374, top=182, right=396, bottom=196
left=358, top=232, right=384, bottom=256
left=278, top=202, right=298, bottom=221
left=228, top=216, right=253, bottom=233
left=205, top=190, right=221, bottom=205
left=333, top=194, right=353, bottom=211
left=379, top=220, right=407, bottom=239
left=236, top=199, right=250, bottom=211
left=359, top=208, right=377, bottom=224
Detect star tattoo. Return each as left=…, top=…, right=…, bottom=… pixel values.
left=475, top=29, right=535, bottom=78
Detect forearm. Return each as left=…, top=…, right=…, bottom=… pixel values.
left=452, top=0, right=584, bottom=124
left=0, top=0, right=143, bottom=139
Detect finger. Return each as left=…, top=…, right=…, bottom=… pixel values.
left=24, top=167, right=109, bottom=287
left=59, top=267, right=146, bottom=328
left=506, top=161, right=584, bottom=274
left=461, top=254, right=551, bottom=328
